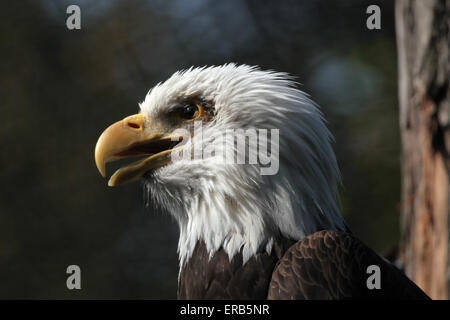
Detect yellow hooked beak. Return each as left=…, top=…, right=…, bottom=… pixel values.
left=95, top=114, right=181, bottom=187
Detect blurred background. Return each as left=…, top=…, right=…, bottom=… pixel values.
left=0, top=0, right=398, bottom=298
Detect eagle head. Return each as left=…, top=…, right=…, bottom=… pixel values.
left=95, top=64, right=345, bottom=267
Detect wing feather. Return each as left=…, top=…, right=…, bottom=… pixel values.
left=267, top=230, right=430, bottom=300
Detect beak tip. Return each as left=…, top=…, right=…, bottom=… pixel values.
left=95, top=158, right=106, bottom=178
left=108, top=177, right=116, bottom=187
left=95, top=141, right=107, bottom=178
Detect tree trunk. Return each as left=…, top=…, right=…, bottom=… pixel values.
left=396, top=0, right=450, bottom=299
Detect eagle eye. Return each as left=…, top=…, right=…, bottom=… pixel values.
left=180, top=104, right=202, bottom=121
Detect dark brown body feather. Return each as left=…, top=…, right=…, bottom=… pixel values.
left=178, top=230, right=430, bottom=300
left=268, top=230, right=430, bottom=299
left=178, top=237, right=294, bottom=299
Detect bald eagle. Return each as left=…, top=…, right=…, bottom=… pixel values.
left=95, top=64, right=429, bottom=299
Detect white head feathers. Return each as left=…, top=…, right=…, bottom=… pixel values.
left=139, top=64, right=345, bottom=268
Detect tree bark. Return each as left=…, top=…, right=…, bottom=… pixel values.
left=396, top=0, right=450, bottom=299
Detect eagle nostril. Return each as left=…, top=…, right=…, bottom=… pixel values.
left=127, top=122, right=141, bottom=129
